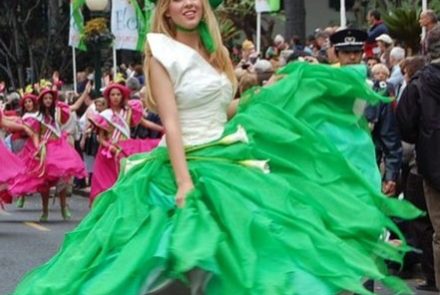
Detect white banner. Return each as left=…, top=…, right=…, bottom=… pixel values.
left=255, top=0, right=280, bottom=13
left=68, top=3, right=81, bottom=48
left=111, top=0, right=139, bottom=50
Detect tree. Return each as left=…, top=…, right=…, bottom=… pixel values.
left=218, top=0, right=277, bottom=49
left=0, top=0, right=72, bottom=90
left=284, top=0, right=305, bottom=42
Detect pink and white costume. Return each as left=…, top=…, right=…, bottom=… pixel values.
left=9, top=98, right=86, bottom=196
left=0, top=111, right=26, bottom=204
left=89, top=93, right=160, bottom=203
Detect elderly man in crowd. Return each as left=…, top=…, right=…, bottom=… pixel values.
left=397, top=25, right=440, bottom=291
left=420, top=9, right=439, bottom=54
left=387, top=46, right=406, bottom=95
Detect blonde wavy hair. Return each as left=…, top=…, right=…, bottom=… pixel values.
left=144, top=0, right=237, bottom=110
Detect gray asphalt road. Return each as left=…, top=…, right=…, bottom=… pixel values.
left=0, top=194, right=437, bottom=295
left=1, top=194, right=89, bottom=294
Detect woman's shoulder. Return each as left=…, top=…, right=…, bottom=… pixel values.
left=146, top=33, right=194, bottom=85
left=146, top=33, right=179, bottom=57
left=147, top=33, right=170, bottom=43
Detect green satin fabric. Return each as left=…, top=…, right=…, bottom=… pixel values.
left=13, top=63, right=421, bottom=295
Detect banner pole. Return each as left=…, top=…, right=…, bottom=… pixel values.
left=113, top=45, right=117, bottom=81
left=256, top=12, right=262, bottom=54
left=72, top=46, right=78, bottom=92
left=422, top=0, right=428, bottom=40
left=340, top=0, right=347, bottom=29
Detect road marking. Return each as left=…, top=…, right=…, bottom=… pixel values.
left=0, top=209, right=11, bottom=216
left=24, top=222, right=51, bottom=232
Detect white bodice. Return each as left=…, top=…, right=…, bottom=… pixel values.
left=147, top=33, right=234, bottom=147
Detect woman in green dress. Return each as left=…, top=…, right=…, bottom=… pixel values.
left=13, top=0, right=421, bottom=294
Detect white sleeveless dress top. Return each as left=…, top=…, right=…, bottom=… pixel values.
left=147, top=33, right=234, bottom=147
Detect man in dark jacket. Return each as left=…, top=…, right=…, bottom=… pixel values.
left=365, top=81, right=402, bottom=196
left=365, top=10, right=389, bottom=58
left=397, top=25, right=440, bottom=289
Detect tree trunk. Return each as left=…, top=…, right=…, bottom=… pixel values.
left=48, top=0, right=60, bottom=37
left=284, top=0, right=306, bottom=43
left=0, top=60, right=16, bottom=89
left=11, top=9, right=25, bottom=88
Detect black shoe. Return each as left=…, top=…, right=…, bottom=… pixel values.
left=416, top=282, right=438, bottom=292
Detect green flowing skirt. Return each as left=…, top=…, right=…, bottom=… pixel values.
left=13, top=63, right=421, bottom=295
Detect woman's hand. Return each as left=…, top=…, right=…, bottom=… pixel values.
left=176, top=180, right=194, bottom=208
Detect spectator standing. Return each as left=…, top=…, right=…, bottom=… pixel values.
left=366, top=63, right=402, bottom=196
left=236, top=40, right=257, bottom=70
left=365, top=10, right=389, bottom=58
left=313, top=30, right=330, bottom=63
left=366, top=56, right=381, bottom=70
left=387, top=47, right=406, bottom=95
left=80, top=97, right=107, bottom=187
left=133, top=65, right=145, bottom=85
left=397, top=55, right=437, bottom=292
left=420, top=10, right=439, bottom=55
left=397, top=25, right=440, bottom=290
left=126, top=77, right=142, bottom=99
left=265, top=34, right=288, bottom=59
left=375, top=34, right=394, bottom=67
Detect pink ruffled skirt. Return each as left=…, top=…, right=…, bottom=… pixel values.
left=9, top=135, right=86, bottom=196
left=0, top=141, right=25, bottom=204
left=90, top=138, right=160, bottom=203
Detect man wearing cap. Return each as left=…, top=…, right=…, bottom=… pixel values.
left=376, top=34, right=393, bottom=67
left=331, top=28, right=403, bottom=292
left=331, top=29, right=402, bottom=195
left=330, top=28, right=367, bottom=65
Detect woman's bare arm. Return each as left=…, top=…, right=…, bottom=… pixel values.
left=69, top=82, right=92, bottom=112
left=149, top=57, right=193, bottom=207
left=1, top=117, right=39, bottom=148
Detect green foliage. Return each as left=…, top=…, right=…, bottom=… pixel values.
left=217, top=0, right=256, bottom=40
left=219, top=18, right=241, bottom=43
left=217, top=0, right=279, bottom=48
left=382, top=4, right=421, bottom=53
left=431, top=0, right=440, bottom=12
left=219, top=0, right=255, bottom=16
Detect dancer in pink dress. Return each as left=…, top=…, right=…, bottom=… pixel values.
left=12, top=94, right=39, bottom=208
left=0, top=111, right=35, bottom=206
left=88, top=84, right=163, bottom=203
left=9, top=88, right=87, bottom=221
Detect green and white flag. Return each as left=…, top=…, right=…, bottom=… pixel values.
left=69, top=0, right=86, bottom=50
left=255, top=0, right=280, bottom=12
left=130, top=0, right=155, bottom=51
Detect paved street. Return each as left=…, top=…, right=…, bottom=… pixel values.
left=0, top=194, right=89, bottom=294
left=0, top=194, right=437, bottom=295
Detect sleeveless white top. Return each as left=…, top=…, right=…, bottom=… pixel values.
left=147, top=33, right=234, bottom=147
